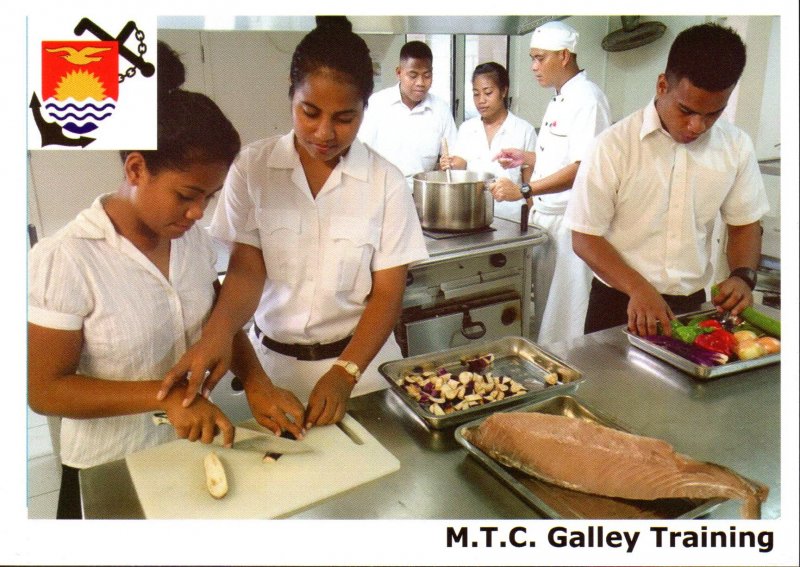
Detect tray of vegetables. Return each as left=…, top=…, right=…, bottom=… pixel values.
left=378, top=336, right=583, bottom=429
left=625, top=304, right=781, bottom=379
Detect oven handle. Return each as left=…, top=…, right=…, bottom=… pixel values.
left=461, top=307, right=487, bottom=340
left=440, top=274, right=519, bottom=301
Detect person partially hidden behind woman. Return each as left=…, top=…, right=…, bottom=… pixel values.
left=27, top=41, right=305, bottom=519
left=157, top=17, right=428, bottom=430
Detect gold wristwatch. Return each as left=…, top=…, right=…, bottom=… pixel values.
left=333, top=360, right=361, bottom=383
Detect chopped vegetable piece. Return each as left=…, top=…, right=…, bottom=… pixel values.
left=694, top=329, right=736, bottom=356
left=670, top=319, right=714, bottom=343
left=698, top=320, right=723, bottom=330
left=644, top=335, right=729, bottom=366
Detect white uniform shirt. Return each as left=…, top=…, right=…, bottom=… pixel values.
left=532, top=71, right=611, bottom=215
left=209, top=132, right=429, bottom=345
left=453, top=111, right=537, bottom=184
left=358, top=84, right=457, bottom=178
left=28, top=196, right=217, bottom=468
left=565, top=99, right=770, bottom=296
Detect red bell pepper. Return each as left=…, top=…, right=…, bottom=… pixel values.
left=694, top=328, right=736, bottom=356
left=698, top=320, right=723, bottom=330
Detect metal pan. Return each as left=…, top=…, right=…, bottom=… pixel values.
left=378, top=336, right=583, bottom=429
left=455, top=395, right=724, bottom=519
left=624, top=308, right=780, bottom=379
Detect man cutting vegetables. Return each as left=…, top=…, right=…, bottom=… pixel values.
left=565, top=22, right=770, bottom=337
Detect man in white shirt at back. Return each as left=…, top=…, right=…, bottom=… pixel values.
left=358, top=40, right=457, bottom=182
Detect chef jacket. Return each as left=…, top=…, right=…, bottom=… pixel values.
left=209, top=132, right=429, bottom=345
left=453, top=110, right=537, bottom=184
left=358, top=84, right=457, bottom=178
left=28, top=196, right=216, bottom=468
left=565, top=98, right=770, bottom=296
left=532, top=70, right=611, bottom=215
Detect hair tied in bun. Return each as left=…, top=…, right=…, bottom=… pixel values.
left=156, top=40, right=186, bottom=96
left=314, top=16, right=353, bottom=33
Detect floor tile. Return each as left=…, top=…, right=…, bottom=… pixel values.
left=28, top=454, right=61, bottom=498
left=28, top=407, right=48, bottom=428
left=28, top=423, right=54, bottom=459
left=27, top=490, right=59, bottom=520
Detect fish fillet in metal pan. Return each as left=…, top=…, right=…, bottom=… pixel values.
left=462, top=412, right=768, bottom=519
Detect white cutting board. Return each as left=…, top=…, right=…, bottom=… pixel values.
left=125, top=414, right=399, bottom=519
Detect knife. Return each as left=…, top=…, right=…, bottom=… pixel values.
left=151, top=412, right=313, bottom=455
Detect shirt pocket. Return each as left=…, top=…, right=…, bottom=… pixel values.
left=258, top=209, right=302, bottom=284
left=323, top=216, right=379, bottom=292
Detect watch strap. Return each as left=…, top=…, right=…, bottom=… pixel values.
left=520, top=183, right=533, bottom=200
left=729, top=267, right=757, bottom=290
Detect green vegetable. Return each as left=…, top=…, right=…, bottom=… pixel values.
left=711, top=284, right=781, bottom=338
left=670, top=319, right=714, bottom=344
left=740, top=306, right=781, bottom=338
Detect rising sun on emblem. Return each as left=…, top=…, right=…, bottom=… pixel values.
left=53, top=69, right=106, bottom=102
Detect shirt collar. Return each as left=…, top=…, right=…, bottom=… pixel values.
left=558, top=70, right=586, bottom=97
left=269, top=131, right=370, bottom=183
left=641, top=97, right=669, bottom=141
left=390, top=83, right=433, bottom=111
left=65, top=194, right=122, bottom=243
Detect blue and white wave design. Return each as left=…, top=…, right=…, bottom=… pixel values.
left=44, top=97, right=116, bottom=135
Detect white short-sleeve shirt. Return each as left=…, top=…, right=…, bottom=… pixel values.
left=532, top=71, right=611, bottom=215
left=453, top=110, right=537, bottom=184
left=565, top=99, right=770, bottom=296
left=28, top=196, right=218, bottom=468
left=358, top=84, right=457, bottom=178
left=209, top=133, right=429, bottom=345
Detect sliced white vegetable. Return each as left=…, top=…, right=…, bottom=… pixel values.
left=204, top=451, right=228, bottom=499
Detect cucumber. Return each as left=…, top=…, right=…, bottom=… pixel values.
left=740, top=306, right=781, bottom=338
left=711, top=284, right=781, bottom=338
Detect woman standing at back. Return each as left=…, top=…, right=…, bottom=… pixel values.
left=159, top=17, right=428, bottom=430
left=440, top=62, right=537, bottom=221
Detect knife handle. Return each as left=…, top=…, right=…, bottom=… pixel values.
left=152, top=411, right=170, bottom=426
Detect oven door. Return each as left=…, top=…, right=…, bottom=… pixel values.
left=395, top=291, right=522, bottom=357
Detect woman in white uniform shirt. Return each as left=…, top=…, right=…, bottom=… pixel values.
left=159, top=17, right=428, bottom=431
left=28, top=42, right=302, bottom=518
left=440, top=62, right=537, bottom=221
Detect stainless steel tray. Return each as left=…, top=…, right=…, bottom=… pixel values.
left=455, top=395, right=724, bottom=519
left=624, top=308, right=780, bottom=379
left=378, top=336, right=583, bottom=429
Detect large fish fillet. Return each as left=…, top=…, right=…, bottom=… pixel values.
left=462, top=412, right=768, bottom=519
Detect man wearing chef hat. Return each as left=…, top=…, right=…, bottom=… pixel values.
left=493, top=20, right=612, bottom=345
left=565, top=23, right=768, bottom=337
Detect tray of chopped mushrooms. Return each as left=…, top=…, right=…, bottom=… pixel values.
left=378, top=336, right=583, bottom=429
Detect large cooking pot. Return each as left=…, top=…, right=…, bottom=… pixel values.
left=412, top=170, right=495, bottom=232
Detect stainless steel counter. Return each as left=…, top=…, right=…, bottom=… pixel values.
left=418, top=217, right=546, bottom=264
left=80, top=307, right=780, bottom=519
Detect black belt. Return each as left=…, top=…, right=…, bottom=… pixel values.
left=253, top=323, right=351, bottom=361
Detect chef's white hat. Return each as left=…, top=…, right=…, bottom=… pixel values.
left=529, top=21, right=579, bottom=53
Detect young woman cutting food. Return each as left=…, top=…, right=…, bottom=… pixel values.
left=28, top=41, right=304, bottom=518
left=158, top=17, right=428, bottom=431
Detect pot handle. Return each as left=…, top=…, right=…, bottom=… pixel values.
left=483, top=178, right=496, bottom=191
left=460, top=307, right=487, bottom=340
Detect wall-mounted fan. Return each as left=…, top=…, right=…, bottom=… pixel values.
left=602, top=16, right=667, bottom=52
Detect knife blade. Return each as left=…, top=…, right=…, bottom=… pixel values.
left=151, top=412, right=313, bottom=455
left=226, top=429, right=313, bottom=455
